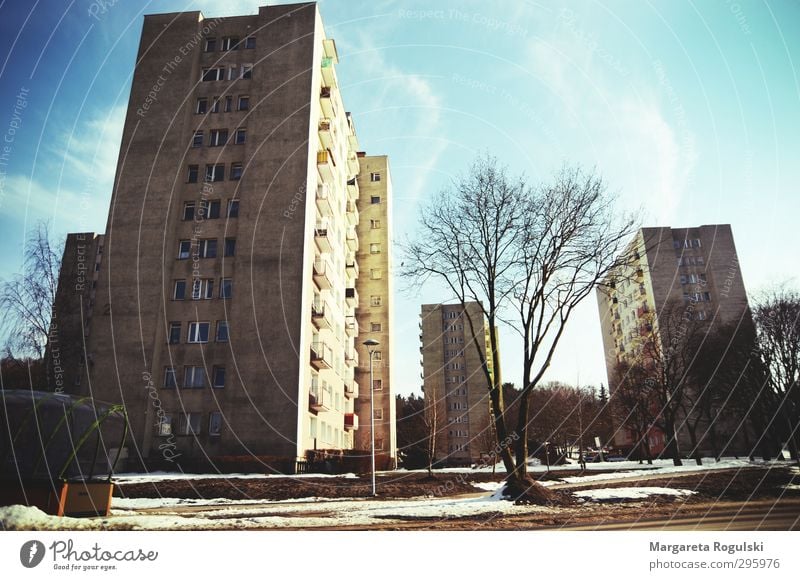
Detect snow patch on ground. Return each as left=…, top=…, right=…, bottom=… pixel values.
left=113, top=471, right=358, bottom=484
left=471, top=481, right=504, bottom=492
left=574, top=487, right=697, bottom=501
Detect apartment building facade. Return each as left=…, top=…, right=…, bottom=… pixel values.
left=420, top=302, right=495, bottom=466
left=597, top=224, right=753, bottom=455
left=50, top=3, right=394, bottom=472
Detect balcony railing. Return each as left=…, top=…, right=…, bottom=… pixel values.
left=346, top=177, right=359, bottom=200
left=311, top=341, right=333, bottom=369
left=345, top=348, right=359, bottom=367
left=312, top=300, right=332, bottom=330
left=344, top=412, right=358, bottom=431
left=314, top=220, right=331, bottom=253
left=344, top=380, right=358, bottom=399
left=345, top=228, right=358, bottom=251
left=309, top=382, right=331, bottom=412
left=345, top=255, right=359, bottom=279
left=313, top=257, right=332, bottom=289
left=317, top=149, right=336, bottom=182
left=346, top=200, right=359, bottom=227
left=344, top=315, right=357, bottom=337
left=345, top=287, right=359, bottom=308
left=316, top=182, right=333, bottom=217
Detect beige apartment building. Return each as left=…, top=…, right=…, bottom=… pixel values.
left=48, top=3, right=395, bottom=472
left=597, top=224, right=753, bottom=455
left=420, top=302, right=495, bottom=466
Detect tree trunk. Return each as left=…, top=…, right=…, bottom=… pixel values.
left=663, top=419, right=683, bottom=466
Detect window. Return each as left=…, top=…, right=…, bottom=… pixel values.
left=196, top=98, right=208, bottom=114
left=370, top=172, right=381, bottom=182
left=370, top=243, right=381, bottom=254
left=370, top=269, right=382, bottom=280
left=374, top=409, right=383, bottom=420
left=230, top=162, right=243, bottom=180
left=211, top=97, right=220, bottom=113
left=234, top=128, right=246, bottom=144
left=224, top=238, right=236, bottom=257
left=191, top=278, right=214, bottom=300
left=224, top=95, right=233, bottom=113
left=370, top=196, right=381, bottom=204
left=238, top=95, right=249, bottom=111
left=173, top=280, right=187, bottom=300
left=178, top=240, right=191, bottom=260
left=192, top=131, right=204, bottom=148
left=184, top=366, right=206, bottom=389
left=244, top=36, right=256, bottom=49
left=178, top=413, right=201, bottom=435
left=375, top=438, right=384, bottom=451
left=228, top=65, right=239, bottom=81
left=163, top=367, right=177, bottom=388
left=204, top=38, right=217, bottom=52
left=222, top=37, right=240, bottom=51
left=212, top=366, right=225, bottom=388
left=157, top=414, right=173, bottom=436
left=216, top=321, right=229, bottom=342
left=209, top=129, right=228, bottom=147
left=188, top=322, right=210, bottom=343
left=168, top=322, right=181, bottom=344
left=692, top=238, right=702, bottom=248
left=200, top=200, right=221, bottom=219
left=202, top=67, right=225, bottom=82
left=220, top=278, right=233, bottom=299
left=373, top=351, right=382, bottom=361
left=227, top=199, right=239, bottom=218
left=187, top=165, right=199, bottom=183
left=697, top=310, right=708, bottom=321
left=373, top=379, right=382, bottom=391
left=371, top=322, right=382, bottom=332
left=183, top=202, right=195, bottom=221
left=198, top=239, right=217, bottom=258
left=209, top=411, right=223, bottom=436
left=205, top=164, right=225, bottom=182
left=370, top=219, right=380, bottom=229
left=370, top=295, right=382, bottom=307
left=241, top=64, right=253, bottom=79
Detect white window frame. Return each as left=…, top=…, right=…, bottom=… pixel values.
left=188, top=322, right=210, bottom=344
left=209, top=411, right=223, bottom=436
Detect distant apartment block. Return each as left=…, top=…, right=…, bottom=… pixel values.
left=597, top=224, right=753, bottom=455
left=420, top=302, right=495, bottom=467
left=48, top=3, right=394, bottom=472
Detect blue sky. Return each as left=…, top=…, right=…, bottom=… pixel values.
left=0, top=0, right=798, bottom=395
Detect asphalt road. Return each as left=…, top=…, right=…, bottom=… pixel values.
left=561, top=498, right=800, bottom=530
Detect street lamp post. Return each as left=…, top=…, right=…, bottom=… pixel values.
left=363, top=338, right=379, bottom=497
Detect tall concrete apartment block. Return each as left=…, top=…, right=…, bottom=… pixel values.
left=51, top=3, right=395, bottom=472
left=420, top=302, right=494, bottom=467
left=597, top=224, right=752, bottom=453
left=352, top=155, right=397, bottom=468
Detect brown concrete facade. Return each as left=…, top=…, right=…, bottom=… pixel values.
left=420, top=302, right=494, bottom=466
left=49, top=4, right=392, bottom=472
left=597, top=224, right=754, bottom=455
left=353, top=155, right=397, bottom=466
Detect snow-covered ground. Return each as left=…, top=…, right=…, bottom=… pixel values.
left=1, top=457, right=779, bottom=531
left=574, top=487, right=697, bottom=501
left=112, top=471, right=358, bottom=484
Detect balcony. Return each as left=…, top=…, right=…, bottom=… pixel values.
left=345, top=255, right=359, bottom=281
left=309, top=382, right=331, bottom=413
left=317, top=149, right=336, bottom=182
left=320, top=86, right=337, bottom=118
left=346, top=200, right=359, bottom=227
left=345, top=315, right=357, bottom=337
left=347, top=151, right=360, bottom=177
left=345, top=228, right=358, bottom=252
left=318, top=118, right=334, bottom=150
left=635, top=268, right=644, bottom=281
left=345, top=287, right=359, bottom=308
left=323, top=38, right=339, bottom=63
left=310, top=341, right=333, bottom=369
left=313, top=257, right=333, bottom=289
left=316, top=182, right=333, bottom=217
left=346, top=177, right=359, bottom=201
left=345, top=380, right=358, bottom=399
left=314, top=220, right=331, bottom=253
left=345, top=348, right=359, bottom=367
left=321, top=57, right=336, bottom=87
left=312, top=300, right=332, bottom=330
left=344, top=412, right=358, bottom=431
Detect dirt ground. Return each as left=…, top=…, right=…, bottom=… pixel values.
left=115, top=464, right=798, bottom=503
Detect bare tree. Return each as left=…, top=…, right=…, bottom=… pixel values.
left=404, top=156, right=637, bottom=501
left=0, top=222, right=62, bottom=359
left=753, top=286, right=800, bottom=462
left=423, top=387, right=439, bottom=477
left=611, top=360, right=657, bottom=464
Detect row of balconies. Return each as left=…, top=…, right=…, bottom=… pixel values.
left=314, top=220, right=358, bottom=254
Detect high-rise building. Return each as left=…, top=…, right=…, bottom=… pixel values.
left=49, top=3, right=395, bottom=472
left=597, top=224, right=753, bottom=455
left=420, top=302, right=495, bottom=467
